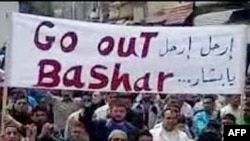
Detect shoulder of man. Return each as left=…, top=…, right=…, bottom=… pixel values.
left=125, top=121, right=137, bottom=130
left=194, top=109, right=206, bottom=116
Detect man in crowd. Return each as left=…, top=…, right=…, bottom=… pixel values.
left=47, top=90, right=82, bottom=132
left=7, top=89, right=32, bottom=125
left=66, top=120, right=90, bottom=141
left=150, top=108, right=193, bottom=141
left=193, top=95, right=219, bottom=137
left=119, top=94, right=143, bottom=129
left=220, top=95, right=241, bottom=120
left=93, top=92, right=118, bottom=120
left=64, top=91, right=95, bottom=139
left=197, top=120, right=221, bottom=141
left=84, top=99, right=137, bottom=141
left=132, top=93, right=161, bottom=129
left=154, top=101, right=194, bottom=139
left=238, top=101, right=250, bottom=125
left=221, top=113, right=236, bottom=140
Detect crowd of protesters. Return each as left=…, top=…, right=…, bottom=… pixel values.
left=0, top=88, right=249, bottom=141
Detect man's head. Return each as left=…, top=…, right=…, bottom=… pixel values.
left=110, top=100, right=127, bottom=123
left=136, top=130, right=153, bottom=141
left=81, top=92, right=92, bottom=108
left=70, top=121, right=89, bottom=141
left=141, top=93, right=154, bottom=103
left=92, top=91, right=103, bottom=104
left=61, top=90, right=73, bottom=101
left=2, top=125, right=21, bottom=141
left=243, top=102, right=250, bottom=121
left=203, top=95, right=216, bottom=112
left=31, top=106, right=49, bottom=125
left=162, top=109, right=179, bottom=131
left=165, top=95, right=183, bottom=108
left=229, top=95, right=241, bottom=107
left=163, top=103, right=181, bottom=117
left=118, top=93, right=133, bottom=109
left=108, top=129, right=128, bottom=141
left=106, top=92, right=118, bottom=105
left=12, top=90, right=28, bottom=114
left=221, top=113, right=236, bottom=125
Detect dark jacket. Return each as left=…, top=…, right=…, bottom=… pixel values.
left=81, top=107, right=138, bottom=141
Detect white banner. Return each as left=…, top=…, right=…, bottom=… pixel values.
left=7, top=13, right=248, bottom=94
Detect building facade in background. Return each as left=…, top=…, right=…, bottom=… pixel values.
left=51, top=1, right=194, bottom=25
left=0, top=2, right=19, bottom=47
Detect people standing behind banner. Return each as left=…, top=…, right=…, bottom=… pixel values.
left=7, top=89, right=33, bottom=125
left=91, top=91, right=105, bottom=110
left=64, top=120, right=90, bottom=141
left=132, top=93, right=161, bottom=129
left=164, top=95, right=194, bottom=128
left=83, top=99, right=137, bottom=141
left=154, top=101, right=194, bottom=139
left=0, top=124, right=37, bottom=141
left=193, top=95, right=224, bottom=113
left=119, top=94, right=143, bottom=129
left=221, top=113, right=236, bottom=140
left=64, top=91, right=95, bottom=139
left=4, top=105, right=64, bottom=141
left=192, top=95, right=219, bottom=137
left=150, top=108, right=193, bottom=141
left=220, top=95, right=241, bottom=121
left=93, top=92, right=118, bottom=120
left=46, top=90, right=83, bottom=132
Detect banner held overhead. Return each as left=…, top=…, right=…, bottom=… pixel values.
left=7, top=12, right=247, bottom=94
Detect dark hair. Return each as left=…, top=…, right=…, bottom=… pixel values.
left=162, top=107, right=178, bottom=118
left=31, top=105, right=48, bottom=116
left=245, top=101, right=250, bottom=107
left=162, top=102, right=181, bottom=117
left=110, top=99, right=128, bottom=110
left=136, top=129, right=153, bottom=140
left=203, top=95, right=216, bottom=102
left=11, top=89, right=28, bottom=103
left=222, top=113, right=236, bottom=124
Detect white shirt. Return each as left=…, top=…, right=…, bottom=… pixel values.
left=64, top=109, right=84, bottom=139
left=181, top=102, right=194, bottom=118
left=93, top=104, right=109, bottom=120
left=150, top=126, right=193, bottom=141
left=220, top=104, right=241, bottom=120
left=53, top=97, right=81, bottom=130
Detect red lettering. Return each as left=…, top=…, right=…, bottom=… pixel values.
left=60, top=32, right=78, bottom=53
left=157, top=72, right=174, bottom=92
left=63, top=66, right=84, bottom=88
left=98, top=36, right=114, bottom=56
left=89, top=65, right=109, bottom=89
left=35, top=59, right=61, bottom=87
left=34, top=21, right=55, bottom=51
left=134, top=73, right=151, bottom=91
left=118, top=37, right=138, bottom=57
left=140, top=32, right=158, bottom=58
left=111, top=63, right=132, bottom=91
